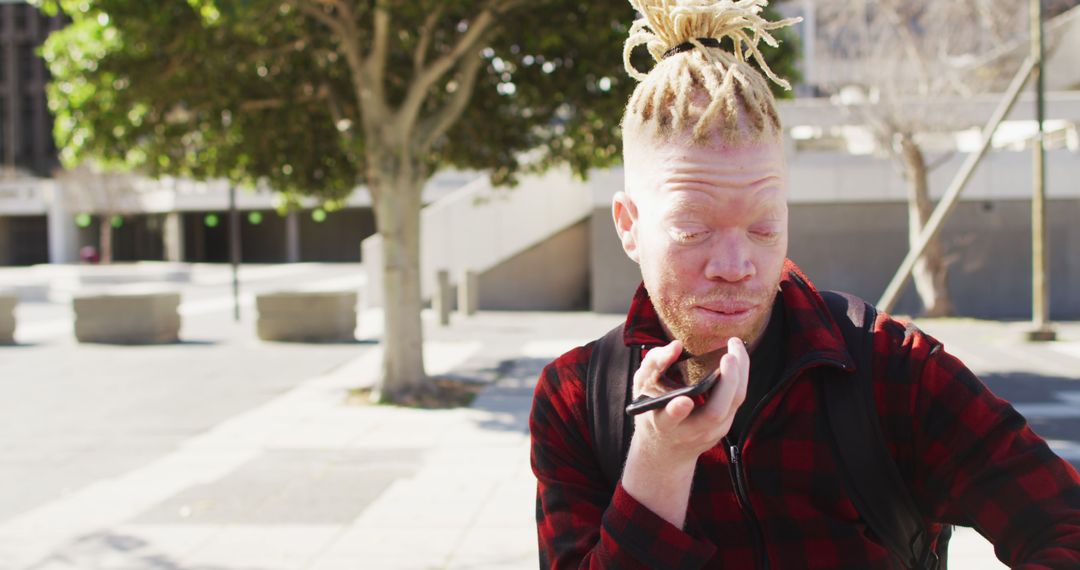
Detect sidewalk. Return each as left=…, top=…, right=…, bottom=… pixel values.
left=3, top=309, right=1077, bottom=569
left=0, top=310, right=620, bottom=570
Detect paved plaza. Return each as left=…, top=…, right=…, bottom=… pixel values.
left=1, top=263, right=1079, bottom=569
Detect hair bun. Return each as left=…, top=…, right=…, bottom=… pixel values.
left=623, top=0, right=801, bottom=90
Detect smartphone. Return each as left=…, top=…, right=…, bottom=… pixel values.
left=625, top=368, right=722, bottom=416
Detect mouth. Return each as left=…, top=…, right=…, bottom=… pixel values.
left=693, top=302, right=757, bottom=323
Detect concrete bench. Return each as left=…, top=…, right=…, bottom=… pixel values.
left=75, top=262, right=193, bottom=286
left=0, top=293, right=15, bottom=344
left=73, top=291, right=182, bottom=344
left=256, top=291, right=358, bottom=342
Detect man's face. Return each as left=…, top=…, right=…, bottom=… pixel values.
left=614, top=134, right=789, bottom=356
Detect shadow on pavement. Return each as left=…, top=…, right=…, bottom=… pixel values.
left=982, top=371, right=1080, bottom=470
left=259, top=338, right=379, bottom=346
left=469, top=357, right=549, bottom=434
left=465, top=362, right=1080, bottom=458
left=980, top=371, right=1080, bottom=403
left=29, top=530, right=270, bottom=570
left=69, top=340, right=221, bottom=347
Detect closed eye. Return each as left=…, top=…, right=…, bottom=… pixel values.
left=751, top=229, right=781, bottom=243
left=669, top=228, right=710, bottom=244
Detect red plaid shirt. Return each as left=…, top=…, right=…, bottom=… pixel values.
left=530, top=260, right=1080, bottom=569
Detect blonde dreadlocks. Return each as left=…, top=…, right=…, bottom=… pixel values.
left=621, top=0, right=801, bottom=145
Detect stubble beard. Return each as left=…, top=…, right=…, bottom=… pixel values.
left=652, top=283, right=776, bottom=361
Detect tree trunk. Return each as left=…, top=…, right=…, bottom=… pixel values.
left=368, top=145, right=428, bottom=402
left=99, top=215, right=113, bottom=264
left=897, top=134, right=954, bottom=317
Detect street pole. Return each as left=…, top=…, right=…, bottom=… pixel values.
left=229, top=184, right=241, bottom=322
left=1028, top=0, right=1056, bottom=342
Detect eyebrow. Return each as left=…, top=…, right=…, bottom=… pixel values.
left=754, top=200, right=786, bottom=220
left=662, top=192, right=786, bottom=223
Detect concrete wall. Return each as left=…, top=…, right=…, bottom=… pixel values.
left=783, top=149, right=1080, bottom=205
left=590, top=206, right=641, bottom=314
left=789, top=199, right=1080, bottom=320
left=589, top=199, right=1080, bottom=320
left=477, top=219, right=591, bottom=311
left=363, top=167, right=598, bottom=308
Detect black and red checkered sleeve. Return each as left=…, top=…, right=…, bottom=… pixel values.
left=530, top=344, right=717, bottom=569
left=875, top=318, right=1080, bottom=568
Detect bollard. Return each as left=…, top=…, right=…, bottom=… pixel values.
left=435, top=269, right=452, bottom=326
left=0, top=293, right=16, bottom=344
left=458, top=270, right=478, bottom=317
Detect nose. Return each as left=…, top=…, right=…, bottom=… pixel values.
left=704, top=231, right=755, bottom=283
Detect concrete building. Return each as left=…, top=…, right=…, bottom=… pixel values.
left=0, top=1, right=64, bottom=177
left=2, top=0, right=1079, bottom=320
left=0, top=1, right=64, bottom=266
left=0, top=171, right=477, bottom=266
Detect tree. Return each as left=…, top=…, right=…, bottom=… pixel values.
left=54, top=163, right=140, bottom=264
left=810, top=0, right=1070, bottom=317
left=36, top=0, right=798, bottom=402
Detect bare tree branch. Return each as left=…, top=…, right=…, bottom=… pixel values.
left=395, top=6, right=500, bottom=133
left=417, top=49, right=487, bottom=150
left=413, top=6, right=445, bottom=71
left=926, top=150, right=958, bottom=173
left=247, top=38, right=309, bottom=62
left=364, top=4, right=391, bottom=114
left=291, top=0, right=345, bottom=36
left=239, top=99, right=288, bottom=112
left=318, top=83, right=361, bottom=165
left=878, top=3, right=932, bottom=97
left=290, top=0, right=386, bottom=129
left=316, top=5, right=386, bottom=134
left=859, top=108, right=906, bottom=165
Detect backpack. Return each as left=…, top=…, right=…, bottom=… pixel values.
left=584, top=290, right=949, bottom=569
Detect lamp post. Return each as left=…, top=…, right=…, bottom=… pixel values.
left=1028, top=0, right=1056, bottom=342
left=229, top=184, right=241, bottom=322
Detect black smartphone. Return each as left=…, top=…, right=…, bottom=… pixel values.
left=625, top=368, right=722, bottom=416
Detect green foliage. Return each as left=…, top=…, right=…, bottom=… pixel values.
left=35, top=0, right=800, bottom=199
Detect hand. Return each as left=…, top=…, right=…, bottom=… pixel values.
left=619, top=336, right=750, bottom=529
left=629, top=337, right=750, bottom=468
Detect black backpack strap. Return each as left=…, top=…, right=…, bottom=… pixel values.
left=820, top=291, right=942, bottom=570
left=585, top=324, right=640, bottom=487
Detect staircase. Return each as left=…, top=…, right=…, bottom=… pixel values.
left=362, top=167, right=616, bottom=310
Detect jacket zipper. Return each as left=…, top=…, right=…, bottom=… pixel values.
left=722, top=354, right=850, bottom=570
left=726, top=440, right=769, bottom=570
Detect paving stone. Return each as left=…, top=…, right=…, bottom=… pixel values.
left=310, top=527, right=462, bottom=569
left=132, top=449, right=424, bottom=526
left=180, top=525, right=340, bottom=569
left=446, top=527, right=538, bottom=570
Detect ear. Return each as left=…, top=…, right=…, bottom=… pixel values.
left=612, top=191, right=640, bottom=264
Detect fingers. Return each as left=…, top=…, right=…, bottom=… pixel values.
left=702, top=337, right=750, bottom=420
left=653, top=395, right=695, bottom=432
left=632, top=340, right=682, bottom=399
left=727, top=337, right=750, bottom=408
left=630, top=337, right=748, bottom=463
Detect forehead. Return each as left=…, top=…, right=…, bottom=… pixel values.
left=624, top=135, right=788, bottom=205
